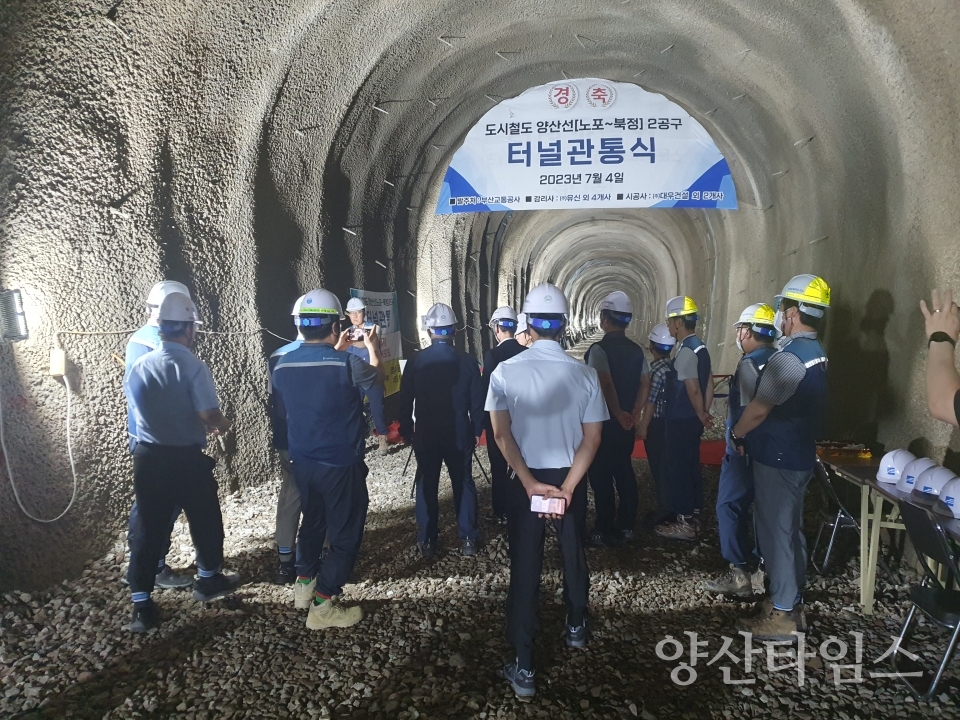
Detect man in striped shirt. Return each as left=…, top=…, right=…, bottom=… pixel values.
left=637, top=324, right=676, bottom=526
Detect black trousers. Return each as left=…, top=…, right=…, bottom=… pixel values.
left=128, top=444, right=224, bottom=597
left=644, top=418, right=671, bottom=520
left=414, top=440, right=478, bottom=544
left=294, top=459, right=369, bottom=598
left=588, top=421, right=638, bottom=535
left=665, top=417, right=705, bottom=517
left=485, top=419, right=510, bottom=517
left=505, top=468, right=589, bottom=666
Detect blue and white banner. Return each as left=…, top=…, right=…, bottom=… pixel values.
left=436, top=78, right=737, bottom=213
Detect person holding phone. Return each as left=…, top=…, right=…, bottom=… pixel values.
left=343, top=297, right=390, bottom=455
left=485, top=283, right=608, bottom=698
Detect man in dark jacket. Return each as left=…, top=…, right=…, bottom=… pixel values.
left=399, top=303, right=485, bottom=558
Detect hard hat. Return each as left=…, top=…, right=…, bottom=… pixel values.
left=296, top=289, right=343, bottom=326
left=898, top=457, right=937, bottom=493
left=516, top=313, right=529, bottom=335
left=423, top=303, right=457, bottom=335
left=774, top=274, right=831, bottom=317
left=913, top=466, right=957, bottom=501
left=736, top=303, right=776, bottom=328
left=600, top=291, right=633, bottom=321
left=666, top=295, right=698, bottom=318
left=876, top=449, right=916, bottom=483
left=934, top=477, right=960, bottom=519
left=155, top=292, right=202, bottom=325
left=523, top=283, right=569, bottom=315
left=648, top=323, right=677, bottom=350
left=290, top=294, right=307, bottom=317
left=489, top=306, right=518, bottom=329
left=147, top=281, right=192, bottom=326
left=345, top=297, right=366, bottom=312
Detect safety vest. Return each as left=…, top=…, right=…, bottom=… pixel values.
left=585, top=333, right=647, bottom=414
left=665, top=335, right=711, bottom=420
left=748, top=336, right=828, bottom=471
left=726, top=345, right=776, bottom=430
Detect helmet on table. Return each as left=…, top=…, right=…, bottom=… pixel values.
left=898, top=457, right=937, bottom=493
left=876, top=449, right=917, bottom=484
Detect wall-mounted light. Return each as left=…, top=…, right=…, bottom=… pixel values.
left=0, top=289, right=29, bottom=342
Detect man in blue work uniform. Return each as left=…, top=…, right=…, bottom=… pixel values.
left=267, top=295, right=305, bottom=585
left=399, top=303, right=485, bottom=558
left=486, top=283, right=607, bottom=698
left=482, top=306, right=526, bottom=524
left=704, top=303, right=777, bottom=596
left=657, top=296, right=713, bottom=541
left=124, top=292, right=240, bottom=632
left=731, top=275, right=830, bottom=640
left=125, top=280, right=195, bottom=590
left=584, top=291, right=650, bottom=546
left=636, top=324, right=676, bottom=526
left=345, top=297, right=391, bottom=456
left=272, top=289, right=384, bottom=630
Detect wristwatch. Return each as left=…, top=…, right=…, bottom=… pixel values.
left=729, top=429, right=746, bottom=450
left=928, top=332, right=957, bottom=348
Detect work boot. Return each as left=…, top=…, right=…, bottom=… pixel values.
left=378, top=436, right=390, bottom=455
left=461, top=538, right=478, bottom=557
left=128, top=601, right=162, bottom=633
left=305, top=598, right=363, bottom=629
left=566, top=616, right=589, bottom=648
left=155, top=565, right=193, bottom=589
left=294, top=577, right=317, bottom=609
left=737, top=604, right=799, bottom=641
left=192, top=571, right=241, bottom=602
left=275, top=560, right=296, bottom=586
left=656, top=515, right=697, bottom=541
left=418, top=541, right=436, bottom=559
left=502, top=660, right=536, bottom=698
left=703, top=565, right=752, bottom=597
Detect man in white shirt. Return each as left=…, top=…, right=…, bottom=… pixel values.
left=485, top=283, right=608, bottom=698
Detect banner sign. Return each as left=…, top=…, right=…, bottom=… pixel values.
left=436, top=78, right=737, bottom=213
left=349, top=288, right=403, bottom=396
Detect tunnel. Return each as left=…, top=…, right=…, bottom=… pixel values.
left=1, top=0, right=960, bottom=713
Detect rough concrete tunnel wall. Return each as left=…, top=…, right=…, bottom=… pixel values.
left=0, top=0, right=958, bottom=590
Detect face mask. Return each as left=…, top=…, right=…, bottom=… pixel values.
left=736, top=338, right=744, bottom=353
left=773, top=310, right=784, bottom=338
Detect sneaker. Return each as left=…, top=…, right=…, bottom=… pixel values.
left=585, top=530, right=620, bottom=548
left=737, top=604, right=799, bottom=641
left=305, top=598, right=363, bottom=629
left=275, top=560, right=296, bottom=586
left=192, top=571, right=241, bottom=602
left=461, top=538, right=478, bottom=557
left=418, top=541, right=436, bottom=559
left=703, top=565, right=752, bottom=597
left=295, top=578, right=317, bottom=609
left=502, top=660, right=536, bottom=698
left=378, top=436, right=390, bottom=456
left=129, top=601, right=161, bottom=633
left=566, top=616, right=589, bottom=648
left=155, top=565, right=193, bottom=589
left=656, top=516, right=697, bottom=542
left=619, top=529, right=635, bottom=544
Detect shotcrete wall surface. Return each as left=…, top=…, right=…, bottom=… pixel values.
left=0, top=0, right=958, bottom=589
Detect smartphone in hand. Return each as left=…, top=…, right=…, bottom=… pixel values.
left=530, top=495, right=566, bottom=515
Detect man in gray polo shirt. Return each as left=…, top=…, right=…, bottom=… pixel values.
left=486, top=283, right=608, bottom=698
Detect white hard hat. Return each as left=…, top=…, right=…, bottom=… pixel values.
left=665, top=295, right=698, bottom=318
left=489, top=306, right=518, bottom=328
left=934, top=477, right=960, bottom=519
left=155, top=292, right=202, bottom=325
left=296, top=289, right=343, bottom=326
left=423, top=303, right=457, bottom=334
left=600, top=291, right=633, bottom=316
left=913, top=466, right=957, bottom=501
left=522, top=283, right=569, bottom=315
left=147, top=281, right=192, bottom=326
left=876, top=449, right=916, bottom=483
left=516, top=313, right=529, bottom=334
left=290, top=294, right=307, bottom=317
left=898, top=457, right=937, bottom=493
left=648, top=323, right=677, bottom=349
left=346, top=297, right=366, bottom=312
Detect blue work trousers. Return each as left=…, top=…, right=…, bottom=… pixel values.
left=716, top=447, right=760, bottom=570
left=665, top=417, right=704, bottom=517
left=414, top=440, right=478, bottom=544
left=360, top=384, right=389, bottom=435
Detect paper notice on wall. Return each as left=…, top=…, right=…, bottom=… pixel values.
left=350, top=288, right=403, bottom=396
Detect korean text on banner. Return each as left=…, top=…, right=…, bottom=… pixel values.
left=350, top=289, right=403, bottom=396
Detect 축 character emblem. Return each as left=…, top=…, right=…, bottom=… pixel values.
left=586, top=82, right=616, bottom=109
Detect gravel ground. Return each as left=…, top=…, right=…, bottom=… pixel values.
left=1, top=338, right=957, bottom=718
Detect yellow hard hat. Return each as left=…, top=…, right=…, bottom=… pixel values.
left=666, top=295, right=698, bottom=318
left=775, top=274, right=830, bottom=318
left=735, top=302, right=776, bottom=328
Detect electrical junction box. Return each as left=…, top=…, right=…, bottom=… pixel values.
left=49, top=348, right=66, bottom=378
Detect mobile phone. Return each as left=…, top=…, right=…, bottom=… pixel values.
left=347, top=327, right=363, bottom=341
left=530, top=495, right=566, bottom=515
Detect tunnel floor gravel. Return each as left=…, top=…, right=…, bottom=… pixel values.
left=1, top=442, right=959, bottom=719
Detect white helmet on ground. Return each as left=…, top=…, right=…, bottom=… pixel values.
left=648, top=323, right=676, bottom=352
left=423, top=303, right=457, bottom=336
left=522, top=283, right=569, bottom=315
left=489, top=306, right=518, bottom=329
left=147, top=281, right=192, bottom=326
left=155, top=292, right=202, bottom=325
left=913, top=466, right=957, bottom=501
left=296, top=289, right=343, bottom=327
left=934, top=477, right=960, bottom=519
left=898, top=457, right=937, bottom=493
left=346, top=297, right=366, bottom=312
left=600, top=291, right=633, bottom=323
left=877, top=449, right=917, bottom=483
